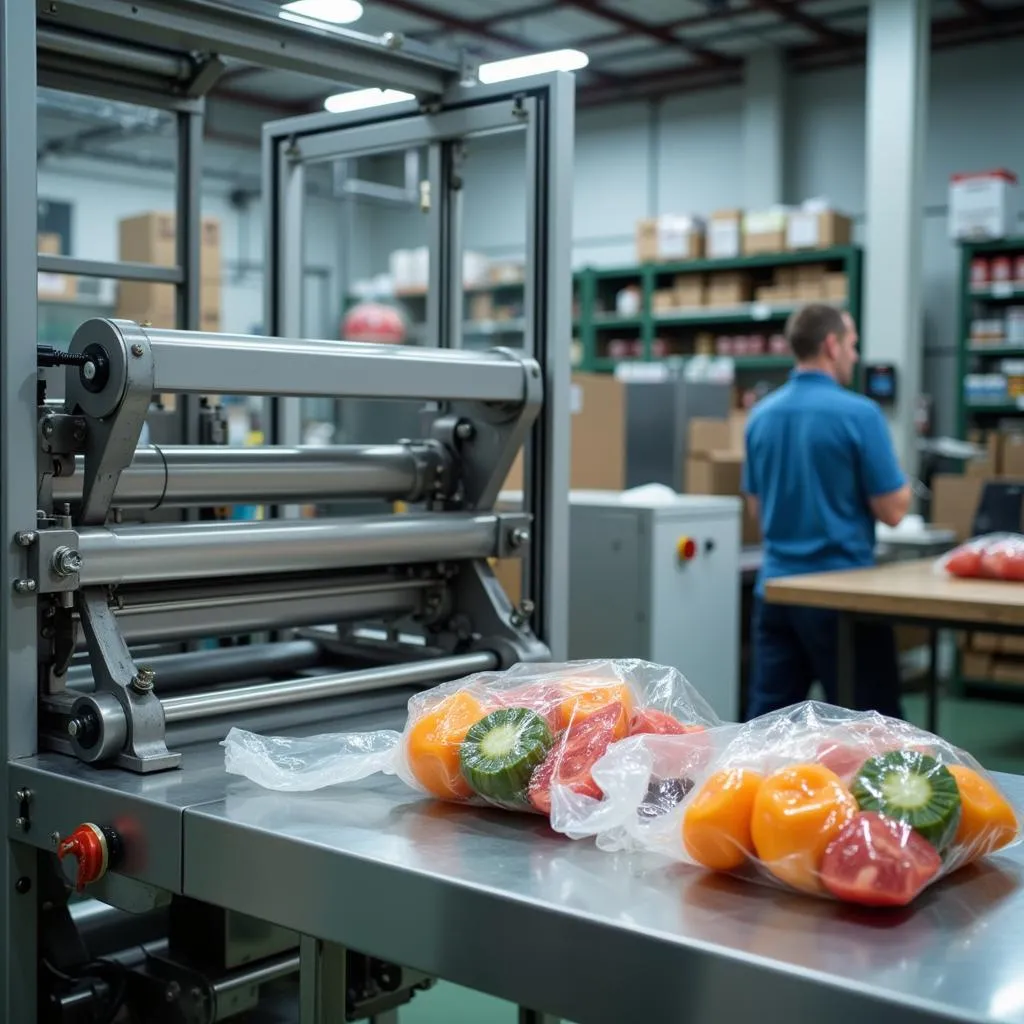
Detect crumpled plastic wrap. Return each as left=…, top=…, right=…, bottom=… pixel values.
left=938, top=533, right=1024, bottom=581
left=557, top=701, right=1021, bottom=907
left=224, top=659, right=720, bottom=820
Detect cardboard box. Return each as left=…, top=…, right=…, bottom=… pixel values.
left=992, top=657, right=1024, bottom=685
left=786, top=209, right=853, bottom=251
left=685, top=449, right=760, bottom=545
left=469, top=293, right=494, bottom=321
left=949, top=169, right=1018, bottom=241
left=962, top=651, right=993, bottom=680
left=673, top=274, right=705, bottom=308
left=652, top=289, right=678, bottom=313
left=37, top=232, right=77, bottom=302
left=966, top=432, right=1003, bottom=479
left=823, top=272, right=849, bottom=303
left=707, top=209, right=742, bottom=260
left=636, top=215, right=705, bottom=263
left=1001, top=634, right=1024, bottom=656
left=503, top=373, right=626, bottom=493
left=930, top=473, right=985, bottom=542
left=1001, top=434, right=1024, bottom=478
left=706, top=271, right=752, bottom=307
left=793, top=281, right=824, bottom=301
left=972, top=632, right=1000, bottom=653
left=688, top=413, right=746, bottom=457
left=742, top=210, right=788, bottom=256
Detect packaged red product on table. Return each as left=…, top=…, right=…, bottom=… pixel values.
left=939, top=534, right=1024, bottom=581
left=971, top=257, right=990, bottom=288
left=562, top=702, right=1020, bottom=908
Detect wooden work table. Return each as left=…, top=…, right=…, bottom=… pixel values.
left=764, top=558, right=1024, bottom=732
left=765, top=558, right=1024, bottom=629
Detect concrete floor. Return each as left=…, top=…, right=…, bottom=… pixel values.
left=375, top=689, right=1024, bottom=1024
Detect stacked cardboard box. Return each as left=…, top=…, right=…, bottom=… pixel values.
left=496, top=373, right=627, bottom=605
left=116, top=213, right=222, bottom=331
left=786, top=208, right=852, bottom=251
left=635, top=215, right=705, bottom=263
left=37, top=233, right=77, bottom=302
left=754, top=264, right=848, bottom=305
left=684, top=412, right=760, bottom=545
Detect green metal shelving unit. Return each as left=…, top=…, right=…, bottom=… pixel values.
left=956, top=237, right=1024, bottom=437
left=574, top=244, right=863, bottom=374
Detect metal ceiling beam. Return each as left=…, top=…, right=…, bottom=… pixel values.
left=577, top=61, right=742, bottom=107
left=747, top=0, right=852, bottom=44
left=561, top=0, right=738, bottom=68
left=957, top=0, right=992, bottom=16
left=36, top=0, right=460, bottom=96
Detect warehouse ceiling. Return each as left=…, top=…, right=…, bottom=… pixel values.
left=213, top=0, right=1024, bottom=111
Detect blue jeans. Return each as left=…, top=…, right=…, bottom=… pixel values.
left=748, top=596, right=903, bottom=721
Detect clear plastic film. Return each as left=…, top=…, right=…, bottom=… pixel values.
left=223, top=659, right=720, bottom=819
left=938, top=533, right=1024, bottom=581
left=561, top=701, right=1021, bottom=908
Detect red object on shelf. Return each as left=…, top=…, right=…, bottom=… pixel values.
left=1015, top=256, right=1024, bottom=285
left=991, top=256, right=1013, bottom=283
left=342, top=302, right=406, bottom=344
left=971, top=257, right=990, bottom=287
left=57, top=823, right=119, bottom=892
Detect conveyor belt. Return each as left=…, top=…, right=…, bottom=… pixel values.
left=14, top=709, right=1024, bottom=1024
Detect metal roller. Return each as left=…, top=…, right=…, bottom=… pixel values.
left=75, top=513, right=503, bottom=586
left=161, top=652, right=497, bottom=723
left=52, top=443, right=450, bottom=508
left=97, top=572, right=440, bottom=646
left=67, top=319, right=537, bottom=405
left=66, top=639, right=324, bottom=694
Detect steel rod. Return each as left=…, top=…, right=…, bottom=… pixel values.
left=76, top=514, right=499, bottom=586
left=53, top=444, right=439, bottom=508
left=161, top=651, right=497, bottom=723
left=37, top=26, right=193, bottom=80
left=84, top=573, right=437, bottom=647
left=139, top=325, right=533, bottom=402
left=37, top=254, right=183, bottom=284
left=66, top=639, right=323, bottom=694
left=212, top=952, right=300, bottom=998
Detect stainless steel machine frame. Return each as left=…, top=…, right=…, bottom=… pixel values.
left=4, top=3, right=575, bottom=1020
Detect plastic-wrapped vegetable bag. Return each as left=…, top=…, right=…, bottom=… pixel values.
left=939, top=533, right=1024, bottom=581
left=223, top=659, right=720, bottom=821
left=561, top=701, right=1020, bottom=907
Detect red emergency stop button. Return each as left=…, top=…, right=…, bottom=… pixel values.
left=57, top=823, right=123, bottom=892
left=676, top=536, right=697, bottom=562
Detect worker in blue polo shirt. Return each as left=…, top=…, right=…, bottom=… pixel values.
left=742, top=303, right=912, bottom=719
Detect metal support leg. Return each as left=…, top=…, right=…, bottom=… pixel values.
left=299, top=935, right=347, bottom=1024
left=176, top=106, right=204, bottom=449
left=370, top=1011, right=400, bottom=1024
left=927, top=627, right=940, bottom=734
left=836, top=613, right=855, bottom=709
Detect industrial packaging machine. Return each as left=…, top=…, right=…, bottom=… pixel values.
left=6, top=4, right=1024, bottom=1024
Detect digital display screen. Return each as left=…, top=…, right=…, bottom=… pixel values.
left=864, top=364, right=897, bottom=404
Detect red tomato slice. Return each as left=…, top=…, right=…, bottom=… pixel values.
left=528, top=702, right=623, bottom=815
left=820, top=812, right=942, bottom=907
left=629, top=709, right=706, bottom=737
left=944, top=548, right=983, bottom=579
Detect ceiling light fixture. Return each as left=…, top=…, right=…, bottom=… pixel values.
left=477, top=49, right=589, bottom=84
left=281, top=0, right=364, bottom=25
left=323, top=87, right=415, bottom=113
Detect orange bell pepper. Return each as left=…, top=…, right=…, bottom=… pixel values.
left=751, top=763, right=857, bottom=893
left=948, top=765, right=1020, bottom=862
left=682, top=768, right=763, bottom=871
left=405, top=691, right=486, bottom=801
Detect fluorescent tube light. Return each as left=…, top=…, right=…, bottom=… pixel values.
left=323, top=88, right=415, bottom=113
left=477, top=49, right=589, bottom=84
left=281, top=0, right=364, bottom=25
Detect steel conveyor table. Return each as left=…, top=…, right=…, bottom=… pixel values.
left=18, top=701, right=1020, bottom=1024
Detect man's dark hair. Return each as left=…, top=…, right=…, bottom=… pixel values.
left=785, top=304, right=847, bottom=361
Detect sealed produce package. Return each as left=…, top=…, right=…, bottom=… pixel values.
left=939, top=533, right=1024, bottom=581
left=224, top=660, right=720, bottom=821
left=564, top=702, right=1020, bottom=907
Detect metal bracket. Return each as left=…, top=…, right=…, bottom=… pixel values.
left=73, top=588, right=180, bottom=773
left=26, top=528, right=82, bottom=595
left=493, top=512, right=532, bottom=558
left=38, top=412, right=87, bottom=455
left=65, top=319, right=155, bottom=526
